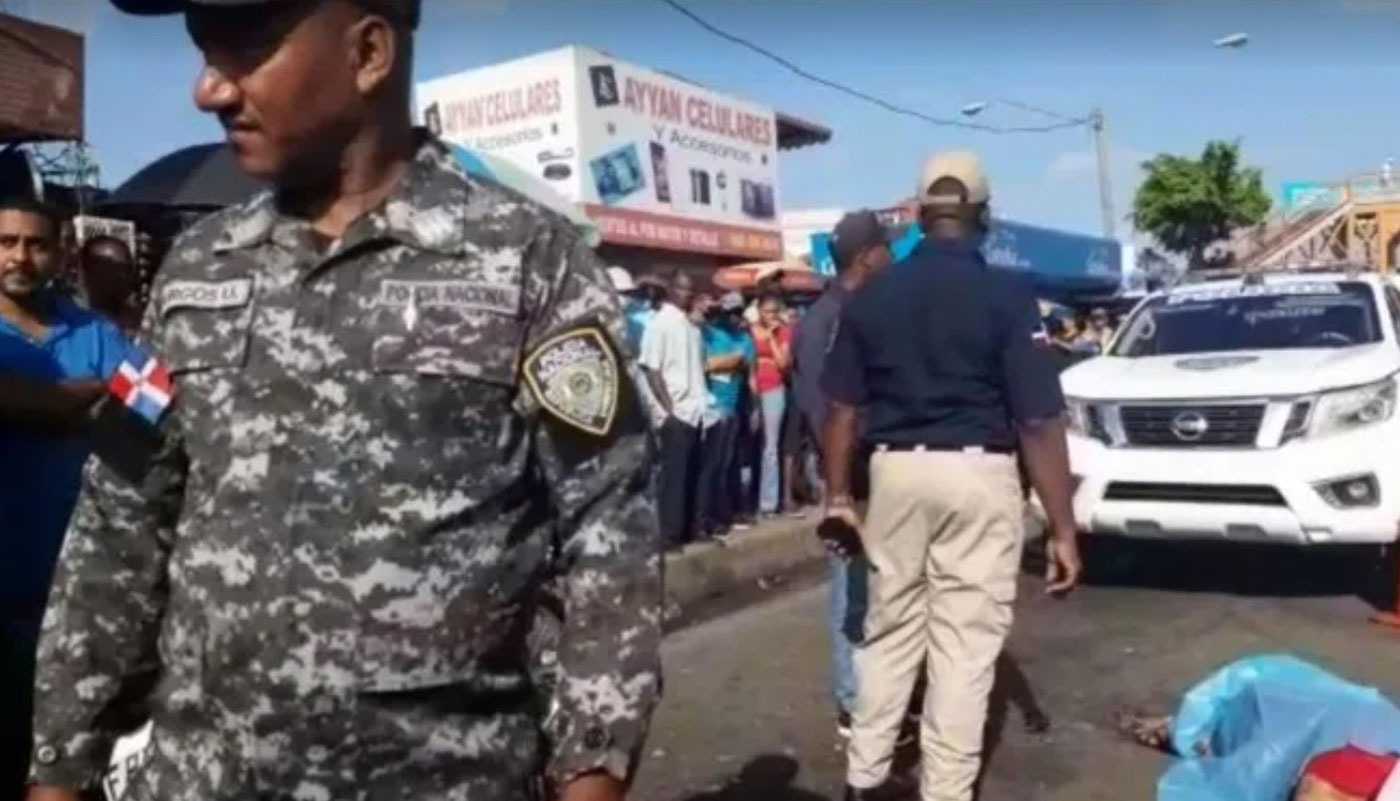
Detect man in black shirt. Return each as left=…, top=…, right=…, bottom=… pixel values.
left=821, top=152, right=1080, bottom=801
left=792, top=210, right=892, bottom=738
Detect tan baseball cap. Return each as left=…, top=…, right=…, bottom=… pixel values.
left=916, top=150, right=990, bottom=206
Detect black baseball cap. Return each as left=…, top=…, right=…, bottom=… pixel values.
left=108, top=0, right=420, bottom=28
left=830, top=209, right=893, bottom=270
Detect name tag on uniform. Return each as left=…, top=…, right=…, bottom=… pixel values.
left=377, top=280, right=520, bottom=315
left=161, top=279, right=252, bottom=315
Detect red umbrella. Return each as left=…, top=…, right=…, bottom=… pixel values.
left=713, top=261, right=827, bottom=294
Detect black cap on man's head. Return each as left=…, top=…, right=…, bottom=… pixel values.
left=830, top=209, right=891, bottom=272
left=108, top=0, right=420, bottom=28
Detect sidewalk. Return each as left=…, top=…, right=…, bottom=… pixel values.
left=664, top=511, right=827, bottom=630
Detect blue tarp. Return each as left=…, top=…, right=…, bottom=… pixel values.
left=1159, top=655, right=1400, bottom=801
left=810, top=218, right=1121, bottom=302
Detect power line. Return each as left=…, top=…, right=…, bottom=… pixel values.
left=654, top=0, right=1088, bottom=135
left=992, top=98, right=1086, bottom=125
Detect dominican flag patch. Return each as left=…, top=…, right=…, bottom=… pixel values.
left=108, top=350, right=174, bottom=425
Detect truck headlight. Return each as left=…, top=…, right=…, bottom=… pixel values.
left=1065, top=397, right=1089, bottom=437
left=1309, top=377, right=1397, bottom=439
left=1065, top=397, right=1111, bottom=445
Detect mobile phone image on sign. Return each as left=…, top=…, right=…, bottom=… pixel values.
left=590, top=143, right=646, bottom=205
left=590, top=65, right=620, bottom=108
left=741, top=179, right=776, bottom=220
left=690, top=169, right=711, bottom=206
left=423, top=102, right=442, bottom=137
left=650, top=142, right=672, bottom=204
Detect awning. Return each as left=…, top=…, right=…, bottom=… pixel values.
left=809, top=218, right=1121, bottom=302
left=714, top=261, right=827, bottom=293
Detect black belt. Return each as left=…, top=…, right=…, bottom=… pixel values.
left=873, top=443, right=1015, bottom=455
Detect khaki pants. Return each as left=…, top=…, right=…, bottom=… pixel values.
left=846, top=450, right=1024, bottom=801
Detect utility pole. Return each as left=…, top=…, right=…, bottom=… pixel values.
left=960, top=99, right=1119, bottom=240
left=1090, top=108, right=1117, bottom=241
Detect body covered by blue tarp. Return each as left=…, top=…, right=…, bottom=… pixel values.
left=809, top=218, right=1120, bottom=302
left=1159, top=654, right=1400, bottom=801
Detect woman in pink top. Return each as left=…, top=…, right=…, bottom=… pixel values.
left=751, top=293, right=792, bottom=515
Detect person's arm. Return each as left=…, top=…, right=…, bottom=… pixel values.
left=743, top=334, right=760, bottom=397
left=637, top=319, right=673, bottom=417
left=0, top=377, right=105, bottom=435
left=0, top=315, right=134, bottom=436
left=792, top=305, right=838, bottom=436
left=1020, top=417, right=1075, bottom=541
left=639, top=366, right=672, bottom=417
left=819, top=308, right=868, bottom=528
left=522, top=227, right=661, bottom=801
left=823, top=401, right=858, bottom=509
left=27, top=300, right=187, bottom=797
left=705, top=352, right=745, bottom=374
left=772, top=325, right=793, bottom=371
left=1001, top=285, right=1081, bottom=595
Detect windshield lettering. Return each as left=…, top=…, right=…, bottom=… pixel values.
left=1165, top=281, right=1342, bottom=306
left=1113, top=281, right=1380, bottom=357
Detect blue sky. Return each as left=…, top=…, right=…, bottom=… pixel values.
left=12, top=0, right=1400, bottom=238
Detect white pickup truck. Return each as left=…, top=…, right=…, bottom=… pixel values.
left=1062, top=269, right=1400, bottom=549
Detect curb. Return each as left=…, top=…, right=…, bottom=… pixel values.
left=663, top=513, right=829, bottom=627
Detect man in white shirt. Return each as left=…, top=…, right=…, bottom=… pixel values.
left=639, top=269, right=707, bottom=548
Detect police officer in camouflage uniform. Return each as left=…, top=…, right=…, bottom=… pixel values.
left=25, top=2, right=661, bottom=801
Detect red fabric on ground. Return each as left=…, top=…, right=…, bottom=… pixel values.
left=1300, top=746, right=1398, bottom=799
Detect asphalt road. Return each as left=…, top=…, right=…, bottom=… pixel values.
left=632, top=539, right=1400, bottom=801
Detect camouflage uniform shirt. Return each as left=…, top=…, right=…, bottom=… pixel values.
left=28, top=136, right=662, bottom=801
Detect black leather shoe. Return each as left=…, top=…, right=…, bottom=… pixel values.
left=842, top=773, right=918, bottom=801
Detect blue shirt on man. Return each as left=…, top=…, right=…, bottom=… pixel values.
left=821, top=237, right=1064, bottom=450
left=701, top=322, right=755, bottom=416
left=623, top=300, right=654, bottom=355
left=0, top=295, right=133, bottom=615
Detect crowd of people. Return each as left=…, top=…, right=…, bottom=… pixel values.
left=1046, top=305, right=1119, bottom=356
left=616, top=266, right=822, bottom=549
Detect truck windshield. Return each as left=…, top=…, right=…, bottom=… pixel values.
left=1112, top=280, right=1382, bottom=357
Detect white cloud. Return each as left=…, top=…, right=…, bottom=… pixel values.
left=1044, top=145, right=1150, bottom=184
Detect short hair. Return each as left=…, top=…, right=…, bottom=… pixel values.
left=0, top=195, right=61, bottom=239
left=919, top=177, right=987, bottom=223
left=81, top=234, right=132, bottom=261
left=926, top=177, right=970, bottom=204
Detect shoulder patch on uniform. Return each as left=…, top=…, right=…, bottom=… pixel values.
left=522, top=325, right=620, bottom=436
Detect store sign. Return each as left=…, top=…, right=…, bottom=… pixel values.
left=1281, top=181, right=1342, bottom=212
left=983, top=220, right=1120, bottom=280
left=73, top=215, right=136, bottom=254
left=417, top=46, right=782, bottom=260
left=588, top=204, right=780, bottom=259
left=416, top=50, right=578, bottom=200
